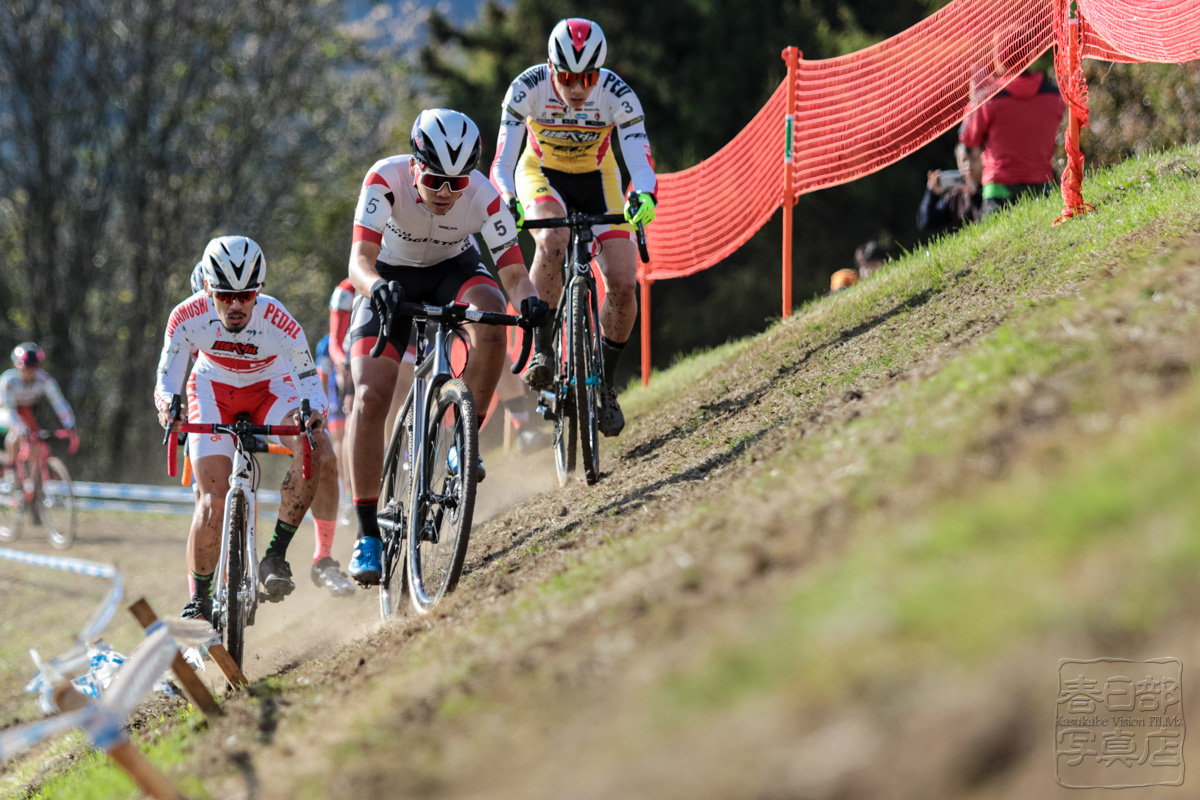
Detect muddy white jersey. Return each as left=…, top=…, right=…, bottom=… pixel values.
left=491, top=63, right=657, bottom=198
left=154, top=291, right=326, bottom=415
left=351, top=154, right=523, bottom=271
left=0, top=369, right=75, bottom=432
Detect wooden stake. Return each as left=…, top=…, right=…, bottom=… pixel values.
left=207, top=643, right=248, bottom=690
left=127, top=598, right=222, bottom=716
left=53, top=685, right=184, bottom=800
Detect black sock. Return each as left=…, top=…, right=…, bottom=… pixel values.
left=266, top=520, right=298, bottom=558
left=354, top=497, right=381, bottom=540
left=191, top=571, right=214, bottom=600
left=534, top=311, right=557, bottom=354
left=601, top=337, right=626, bottom=389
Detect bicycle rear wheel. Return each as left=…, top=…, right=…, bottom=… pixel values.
left=408, top=378, right=477, bottom=612
left=42, top=457, right=77, bottom=550
left=553, top=311, right=577, bottom=487
left=0, top=465, right=22, bottom=542
left=571, top=281, right=601, bottom=485
left=223, top=490, right=249, bottom=669
left=379, top=408, right=412, bottom=620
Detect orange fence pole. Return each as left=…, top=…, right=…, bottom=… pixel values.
left=640, top=277, right=653, bottom=387
left=780, top=47, right=800, bottom=319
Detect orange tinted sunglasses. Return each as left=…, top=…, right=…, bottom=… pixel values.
left=552, top=66, right=599, bottom=88
left=213, top=290, right=258, bottom=304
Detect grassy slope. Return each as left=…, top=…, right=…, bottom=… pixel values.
left=8, top=146, right=1200, bottom=799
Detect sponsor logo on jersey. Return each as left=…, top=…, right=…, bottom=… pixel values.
left=264, top=302, right=302, bottom=340
left=519, top=68, right=544, bottom=90
left=166, top=295, right=211, bottom=338
left=541, top=129, right=602, bottom=143
left=211, top=340, right=261, bottom=357
left=602, top=73, right=632, bottom=98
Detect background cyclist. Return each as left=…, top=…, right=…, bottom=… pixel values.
left=343, top=108, right=549, bottom=586
left=156, top=235, right=338, bottom=623
left=0, top=343, right=79, bottom=491
left=491, top=17, right=658, bottom=438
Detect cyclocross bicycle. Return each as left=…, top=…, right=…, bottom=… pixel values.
left=523, top=192, right=649, bottom=486
left=0, top=429, right=77, bottom=549
left=371, top=296, right=532, bottom=618
left=165, top=396, right=314, bottom=668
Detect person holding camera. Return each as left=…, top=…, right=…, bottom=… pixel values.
left=917, top=142, right=982, bottom=237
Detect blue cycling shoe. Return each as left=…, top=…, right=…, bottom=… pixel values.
left=447, top=445, right=485, bottom=482
left=348, top=536, right=383, bottom=586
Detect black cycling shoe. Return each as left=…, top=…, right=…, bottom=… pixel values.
left=258, top=552, right=295, bottom=601
left=597, top=385, right=625, bottom=437
left=523, top=348, right=555, bottom=392
left=180, top=595, right=213, bottom=623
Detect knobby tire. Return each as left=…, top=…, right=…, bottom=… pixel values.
left=553, top=305, right=577, bottom=487
left=0, top=464, right=22, bottom=542
left=408, top=378, right=477, bottom=612
left=379, top=408, right=413, bottom=620
left=224, top=490, right=248, bottom=669
left=571, top=281, right=600, bottom=485
left=43, top=457, right=76, bottom=550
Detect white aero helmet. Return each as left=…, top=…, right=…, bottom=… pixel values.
left=410, top=109, right=482, bottom=176
left=201, top=235, right=266, bottom=292
left=189, top=261, right=206, bottom=294
left=548, top=18, right=607, bottom=73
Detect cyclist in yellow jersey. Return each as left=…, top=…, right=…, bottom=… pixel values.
left=491, top=18, right=658, bottom=437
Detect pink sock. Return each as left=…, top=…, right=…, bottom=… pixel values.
left=313, top=518, right=337, bottom=564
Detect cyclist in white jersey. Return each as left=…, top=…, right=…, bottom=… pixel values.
left=343, top=108, right=550, bottom=585
left=1, top=343, right=79, bottom=470
left=155, top=236, right=338, bottom=622
left=491, top=18, right=659, bottom=438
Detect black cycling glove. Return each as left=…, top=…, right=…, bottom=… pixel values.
left=520, top=296, right=551, bottom=328
left=370, top=279, right=403, bottom=323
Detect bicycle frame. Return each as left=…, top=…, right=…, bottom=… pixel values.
left=372, top=298, right=531, bottom=615
left=166, top=398, right=313, bottom=660
left=211, top=436, right=262, bottom=626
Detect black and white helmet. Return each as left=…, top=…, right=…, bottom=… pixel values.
left=548, top=18, right=607, bottom=73
left=201, top=236, right=266, bottom=292
left=410, top=109, right=481, bottom=176
left=189, top=261, right=206, bottom=295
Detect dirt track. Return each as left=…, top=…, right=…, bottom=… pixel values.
left=0, top=445, right=557, bottom=726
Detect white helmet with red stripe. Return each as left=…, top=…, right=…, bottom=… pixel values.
left=548, top=18, right=607, bottom=73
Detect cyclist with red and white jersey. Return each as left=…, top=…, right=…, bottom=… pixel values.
left=492, top=18, right=658, bottom=437
left=155, top=236, right=339, bottom=622
left=1, top=343, right=79, bottom=471
left=343, top=108, right=550, bottom=585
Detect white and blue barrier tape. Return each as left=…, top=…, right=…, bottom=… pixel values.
left=0, top=619, right=212, bottom=760
left=71, top=482, right=281, bottom=515
left=0, top=547, right=124, bottom=648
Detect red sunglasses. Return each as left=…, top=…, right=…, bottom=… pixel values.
left=416, top=170, right=470, bottom=192
left=213, top=289, right=258, bottom=304
left=552, top=66, right=600, bottom=89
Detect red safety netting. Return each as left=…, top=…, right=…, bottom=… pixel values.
left=639, top=82, right=788, bottom=281
left=1079, top=0, right=1200, bottom=63
left=642, top=0, right=1055, bottom=282
left=637, top=0, right=1200, bottom=383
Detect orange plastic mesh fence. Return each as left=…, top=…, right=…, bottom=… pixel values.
left=641, top=0, right=1200, bottom=282
left=642, top=0, right=1054, bottom=281
left=1080, top=0, right=1200, bottom=63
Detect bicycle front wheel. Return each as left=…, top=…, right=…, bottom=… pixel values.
left=42, top=457, right=77, bottom=550
left=0, top=465, right=22, bottom=542
left=408, top=378, right=477, bottom=612
left=553, top=310, right=577, bottom=487
left=570, top=281, right=601, bottom=485
left=379, top=407, right=412, bottom=620
left=223, top=489, right=249, bottom=669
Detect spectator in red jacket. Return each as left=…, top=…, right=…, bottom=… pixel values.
left=960, top=69, right=1066, bottom=217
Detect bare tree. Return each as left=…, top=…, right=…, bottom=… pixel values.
left=0, top=0, right=393, bottom=479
